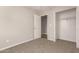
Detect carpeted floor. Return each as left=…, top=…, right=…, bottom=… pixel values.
left=0, top=38, right=79, bottom=53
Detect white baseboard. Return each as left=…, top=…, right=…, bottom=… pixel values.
left=47, top=39, right=56, bottom=42
left=34, top=37, right=41, bottom=40
left=76, top=43, right=79, bottom=48
left=58, top=39, right=76, bottom=43
left=0, top=38, right=34, bottom=51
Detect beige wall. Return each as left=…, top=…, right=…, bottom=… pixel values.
left=34, top=14, right=41, bottom=39
left=76, top=7, right=79, bottom=48
left=0, top=7, right=36, bottom=50
left=47, top=11, right=56, bottom=41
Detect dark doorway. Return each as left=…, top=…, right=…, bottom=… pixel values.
left=41, top=15, right=47, bottom=38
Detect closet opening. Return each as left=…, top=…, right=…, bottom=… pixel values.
left=41, top=15, right=47, bottom=39
left=56, top=8, right=76, bottom=42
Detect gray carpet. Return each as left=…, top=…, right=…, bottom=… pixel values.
left=0, top=38, right=79, bottom=53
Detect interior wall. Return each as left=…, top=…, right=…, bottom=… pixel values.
left=56, top=8, right=76, bottom=42
left=76, top=7, right=79, bottom=48
left=34, top=15, right=41, bottom=39
left=0, top=7, right=36, bottom=50
left=47, top=11, right=56, bottom=41
left=41, top=15, right=47, bottom=34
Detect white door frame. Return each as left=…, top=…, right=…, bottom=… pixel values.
left=34, top=14, right=41, bottom=39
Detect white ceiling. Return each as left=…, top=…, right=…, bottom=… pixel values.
left=28, top=6, right=55, bottom=12
left=27, top=6, right=76, bottom=15
left=28, top=6, right=76, bottom=12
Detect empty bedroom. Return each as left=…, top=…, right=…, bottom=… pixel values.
left=0, top=6, right=79, bottom=53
